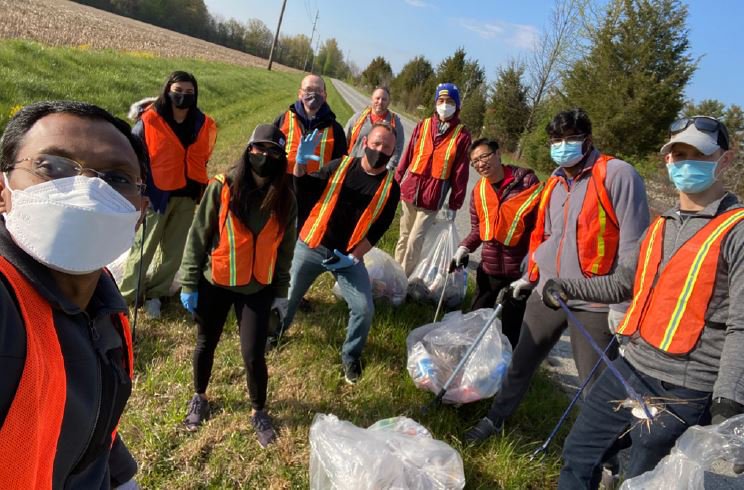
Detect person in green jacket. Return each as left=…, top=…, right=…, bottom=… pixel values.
left=178, top=124, right=297, bottom=448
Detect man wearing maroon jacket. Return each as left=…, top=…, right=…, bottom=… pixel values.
left=450, top=138, right=541, bottom=347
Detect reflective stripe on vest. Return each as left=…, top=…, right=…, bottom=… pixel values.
left=474, top=178, right=544, bottom=246
left=347, top=108, right=398, bottom=153
left=300, top=157, right=394, bottom=250
left=0, top=257, right=133, bottom=489
left=527, top=155, right=619, bottom=282
left=617, top=209, right=744, bottom=354
left=141, top=109, right=216, bottom=191
left=281, top=110, right=334, bottom=174
left=408, top=117, right=464, bottom=180
left=209, top=174, right=285, bottom=286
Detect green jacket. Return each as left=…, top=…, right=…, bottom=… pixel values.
left=179, top=176, right=297, bottom=297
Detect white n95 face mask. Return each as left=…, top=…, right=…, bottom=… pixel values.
left=4, top=175, right=140, bottom=275
left=436, top=103, right=456, bottom=120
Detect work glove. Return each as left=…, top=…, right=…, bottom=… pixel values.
left=449, top=245, right=470, bottom=273
left=296, top=129, right=321, bottom=166
left=542, top=278, right=569, bottom=310
left=180, top=291, right=198, bottom=314
left=510, top=277, right=534, bottom=300
left=443, top=207, right=456, bottom=221
left=271, top=297, right=289, bottom=324
left=322, top=249, right=360, bottom=272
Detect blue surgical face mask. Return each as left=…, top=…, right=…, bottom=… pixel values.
left=666, top=159, right=719, bottom=194
left=550, top=141, right=585, bottom=167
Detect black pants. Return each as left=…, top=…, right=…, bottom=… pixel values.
left=192, top=281, right=273, bottom=411
left=487, top=292, right=618, bottom=422
left=469, top=266, right=526, bottom=348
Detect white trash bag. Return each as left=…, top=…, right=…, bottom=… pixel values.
left=332, top=247, right=408, bottom=306
left=621, top=414, right=744, bottom=490
left=309, top=414, right=465, bottom=490
left=408, top=220, right=467, bottom=308
left=406, top=309, right=512, bottom=404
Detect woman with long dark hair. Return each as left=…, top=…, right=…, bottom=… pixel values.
left=120, top=70, right=217, bottom=319
left=177, top=124, right=296, bottom=447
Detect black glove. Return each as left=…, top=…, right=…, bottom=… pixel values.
left=710, top=397, right=744, bottom=425
left=542, top=278, right=569, bottom=310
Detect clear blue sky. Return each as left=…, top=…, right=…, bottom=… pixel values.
left=205, top=0, right=743, bottom=108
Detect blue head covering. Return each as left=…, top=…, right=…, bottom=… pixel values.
left=434, top=83, right=460, bottom=109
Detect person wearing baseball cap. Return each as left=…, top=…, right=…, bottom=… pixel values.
left=394, top=82, right=472, bottom=275
left=177, top=123, right=297, bottom=447
left=540, top=116, right=744, bottom=487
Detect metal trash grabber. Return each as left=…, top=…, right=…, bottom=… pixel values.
left=422, top=287, right=508, bottom=413
left=432, top=224, right=455, bottom=323
left=530, top=336, right=617, bottom=461
left=555, top=296, right=653, bottom=420
left=131, top=213, right=147, bottom=343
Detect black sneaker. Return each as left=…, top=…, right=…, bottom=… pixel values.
left=343, top=359, right=362, bottom=385
left=183, top=394, right=209, bottom=431
left=251, top=410, right=277, bottom=448
left=463, top=416, right=503, bottom=444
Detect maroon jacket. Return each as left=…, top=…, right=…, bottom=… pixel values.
left=461, top=165, right=540, bottom=278
left=395, top=113, right=471, bottom=211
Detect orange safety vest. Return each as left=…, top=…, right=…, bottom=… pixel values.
left=281, top=110, right=335, bottom=174
left=616, top=209, right=744, bottom=354
left=142, top=108, right=217, bottom=191
left=0, top=257, right=133, bottom=489
left=347, top=107, right=398, bottom=153
left=300, top=156, right=395, bottom=250
left=408, top=117, right=465, bottom=181
left=473, top=177, right=544, bottom=246
left=210, top=175, right=285, bottom=287
left=527, top=155, right=620, bottom=282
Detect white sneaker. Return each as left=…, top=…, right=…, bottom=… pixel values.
left=143, top=298, right=161, bottom=319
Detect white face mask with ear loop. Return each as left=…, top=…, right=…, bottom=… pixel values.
left=3, top=173, right=141, bottom=275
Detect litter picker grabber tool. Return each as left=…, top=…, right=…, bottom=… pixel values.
left=432, top=224, right=454, bottom=323
left=555, top=296, right=654, bottom=420
left=131, top=213, right=147, bottom=343
left=530, top=336, right=617, bottom=461
left=422, top=287, right=508, bottom=413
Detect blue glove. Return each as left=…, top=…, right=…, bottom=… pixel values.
left=180, top=291, right=198, bottom=314
left=296, top=129, right=322, bottom=165
left=322, top=249, right=359, bottom=271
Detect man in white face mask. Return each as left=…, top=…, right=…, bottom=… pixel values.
left=394, top=82, right=472, bottom=275
left=0, top=101, right=145, bottom=489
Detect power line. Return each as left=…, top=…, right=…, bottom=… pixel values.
left=267, top=0, right=288, bottom=71
left=302, top=9, right=319, bottom=72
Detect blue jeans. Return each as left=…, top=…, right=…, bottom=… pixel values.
left=284, top=241, right=374, bottom=364
left=559, top=356, right=711, bottom=489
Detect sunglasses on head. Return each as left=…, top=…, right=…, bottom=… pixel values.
left=670, top=117, right=730, bottom=150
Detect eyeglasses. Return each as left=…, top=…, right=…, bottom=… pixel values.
left=670, top=117, right=730, bottom=150
left=11, top=154, right=146, bottom=200
left=470, top=151, right=495, bottom=166
left=549, top=134, right=586, bottom=146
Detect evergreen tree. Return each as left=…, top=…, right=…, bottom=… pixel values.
left=484, top=61, right=530, bottom=152
left=435, top=48, right=486, bottom=132
left=361, top=56, right=393, bottom=89
left=562, top=0, right=696, bottom=162
left=391, top=55, right=436, bottom=112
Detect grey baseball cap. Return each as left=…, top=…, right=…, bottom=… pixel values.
left=660, top=116, right=730, bottom=156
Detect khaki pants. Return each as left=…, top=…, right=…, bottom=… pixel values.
left=394, top=201, right=438, bottom=276
left=119, top=196, right=196, bottom=302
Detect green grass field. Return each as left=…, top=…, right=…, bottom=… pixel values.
left=1, top=40, right=571, bottom=489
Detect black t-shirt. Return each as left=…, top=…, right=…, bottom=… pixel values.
left=294, top=157, right=400, bottom=254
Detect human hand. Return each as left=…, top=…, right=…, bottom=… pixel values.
left=322, top=249, right=359, bottom=271
left=510, top=277, right=533, bottom=300
left=271, top=297, right=289, bottom=323
left=296, top=129, right=322, bottom=166
left=180, top=291, right=198, bottom=314
left=449, top=246, right=469, bottom=273
left=542, top=278, right=569, bottom=310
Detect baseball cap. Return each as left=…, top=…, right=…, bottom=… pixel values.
left=248, top=124, right=287, bottom=150
left=660, top=116, right=730, bottom=155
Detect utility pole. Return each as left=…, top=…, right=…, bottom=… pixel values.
left=267, top=0, right=288, bottom=71
left=302, top=9, right=319, bottom=72
left=310, top=35, right=321, bottom=73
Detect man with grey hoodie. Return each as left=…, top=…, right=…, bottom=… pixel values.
left=464, top=108, right=650, bottom=444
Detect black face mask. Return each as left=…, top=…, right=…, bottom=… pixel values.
left=248, top=153, right=283, bottom=178
left=364, top=147, right=392, bottom=169
left=168, top=92, right=195, bottom=109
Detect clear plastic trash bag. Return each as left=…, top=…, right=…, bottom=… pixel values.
left=407, top=220, right=467, bottom=308
left=332, top=247, right=408, bottom=306
left=620, top=414, right=744, bottom=489
left=406, top=309, right=512, bottom=404
left=106, top=249, right=182, bottom=296
left=309, top=414, right=466, bottom=490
